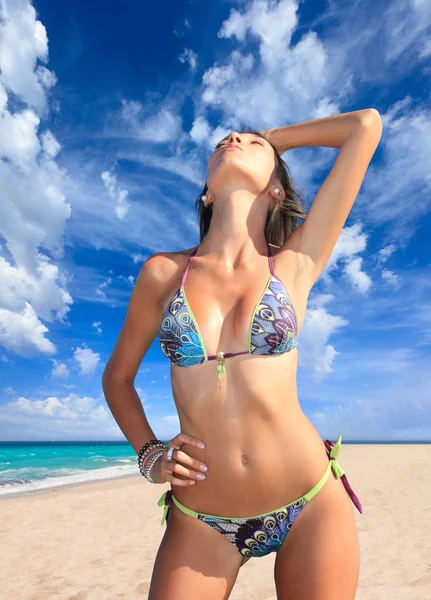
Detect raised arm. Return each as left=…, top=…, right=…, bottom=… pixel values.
left=266, top=109, right=383, bottom=286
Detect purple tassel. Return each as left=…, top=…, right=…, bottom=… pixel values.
left=165, top=489, right=172, bottom=506
left=324, top=439, right=334, bottom=455
left=341, top=474, right=363, bottom=514
left=324, top=439, right=363, bottom=514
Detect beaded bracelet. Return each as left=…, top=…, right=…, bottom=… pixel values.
left=138, top=439, right=166, bottom=466
left=141, top=446, right=165, bottom=472
left=138, top=438, right=165, bottom=457
left=138, top=442, right=165, bottom=464
left=143, top=449, right=165, bottom=484
left=138, top=439, right=167, bottom=483
left=140, top=450, right=164, bottom=483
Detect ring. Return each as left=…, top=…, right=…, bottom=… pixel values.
left=167, top=447, right=176, bottom=461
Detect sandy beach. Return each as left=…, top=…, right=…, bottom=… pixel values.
left=1, top=444, right=430, bottom=600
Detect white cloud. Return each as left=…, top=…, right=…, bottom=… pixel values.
left=96, top=277, right=112, bottom=299
left=0, top=0, right=56, bottom=116
left=92, top=321, right=102, bottom=335
left=382, top=0, right=431, bottom=65
left=298, top=297, right=349, bottom=378
left=51, top=359, right=70, bottom=379
left=343, top=256, right=372, bottom=293
left=323, top=223, right=368, bottom=274
left=0, top=300, right=56, bottom=356
left=41, top=129, right=62, bottom=158
left=118, top=274, right=135, bottom=286
left=189, top=115, right=212, bottom=145
left=131, top=252, right=147, bottom=264
left=120, top=99, right=183, bottom=142
left=316, top=223, right=372, bottom=293
left=199, top=0, right=343, bottom=133
left=0, top=392, right=115, bottom=439
left=381, top=268, right=400, bottom=286
left=376, top=244, right=397, bottom=265
left=0, top=254, right=73, bottom=356
left=0, top=255, right=72, bottom=321
left=101, top=168, right=130, bottom=220
left=178, top=48, right=198, bottom=71
left=363, top=99, right=431, bottom=242
left=73, top=346, right=100, bottom=376
left=309, top=293, right=336, bottom=307
left=0, top=0, right=73, bottom=359
left=0, top=107, right=41, bottom=167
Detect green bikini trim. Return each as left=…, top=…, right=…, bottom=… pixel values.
left=181, top=286, right=208, bottom=361
left=157, top=435, right=346, bottom=526
left=181, top=272, right=273, bottom=360
left=247, top=273, right=273, bottom=352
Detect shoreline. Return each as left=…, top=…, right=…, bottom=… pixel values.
left=1, top=442, right=429, bottom=502
left=0, top=471, right=142, bottom=501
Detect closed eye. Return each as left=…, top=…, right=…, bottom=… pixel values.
left=214, top=138, right=264, bottom=149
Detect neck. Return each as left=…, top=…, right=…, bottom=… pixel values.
left=199, top=189, right=270, bottom=264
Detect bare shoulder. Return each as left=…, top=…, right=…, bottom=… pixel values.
left=139, top=247, right=195, bottom=303
left=142, top=247, right=194, bottom=278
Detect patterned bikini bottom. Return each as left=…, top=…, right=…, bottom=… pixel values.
left=157, top=435, right=362, bottom=559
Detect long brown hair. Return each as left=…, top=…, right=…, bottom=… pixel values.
left=194, top=128, right=307, bottom=247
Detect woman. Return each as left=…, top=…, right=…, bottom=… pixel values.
left=102, top=109, right=382, bottom=599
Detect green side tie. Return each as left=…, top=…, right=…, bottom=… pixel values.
left=328, top=435, right=345, bottom=479
left=157, top=491, right=170, bottom=525
left=157, top=435, right=349, bottom=526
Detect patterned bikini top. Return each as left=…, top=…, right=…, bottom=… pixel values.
left=159, top=242, right=298, bottom=380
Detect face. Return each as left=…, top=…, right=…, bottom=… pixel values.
left=206, top=131, right=277, bottom=200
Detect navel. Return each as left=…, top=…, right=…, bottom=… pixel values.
left=241, top=453, right=249, bottom=466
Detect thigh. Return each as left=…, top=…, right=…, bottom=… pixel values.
left=148, top=500, right=245, bottom=600
left=273, top=472, right=361, bottom=600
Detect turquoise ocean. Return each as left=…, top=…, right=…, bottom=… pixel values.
left=0, top=441, right=170, bottom=497
left=1, top=440, right=429, bottom=498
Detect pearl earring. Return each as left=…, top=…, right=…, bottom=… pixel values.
left=274, top=187, right=281, bottom=195
left=201, top=194, right=207, bottom=202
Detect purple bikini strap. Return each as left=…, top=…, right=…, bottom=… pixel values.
left=324, top=439, right=363, bottom=514
left=181, top=246, right=199, bottom=288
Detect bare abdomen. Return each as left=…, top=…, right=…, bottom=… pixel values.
left=171, top=395, right=331, bottom=518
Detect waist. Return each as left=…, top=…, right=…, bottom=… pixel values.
left=172, top=409, right=329, bottom=517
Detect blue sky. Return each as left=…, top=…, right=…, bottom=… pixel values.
left=0, top=0, right=430, bottom=442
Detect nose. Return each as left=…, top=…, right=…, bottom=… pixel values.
left=227, top=132, right=241, bottom=145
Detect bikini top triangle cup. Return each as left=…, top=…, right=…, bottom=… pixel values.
left=159, top=242, right=299, bottom=369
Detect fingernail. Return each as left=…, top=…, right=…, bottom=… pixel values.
left=198, top=442, right=205, bottom=448
left=199, top=465, right=208, bottom=471
left=197, top=473, right=205, bottom=480
left=189, top=480, right=196, bottom=485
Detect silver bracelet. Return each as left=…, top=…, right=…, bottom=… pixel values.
left=142, top=447, right=165, bottom=471
left=143, top=450, right=165, bottom=484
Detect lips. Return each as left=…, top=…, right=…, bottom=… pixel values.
left=224, top=143, right=243, bottom=151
